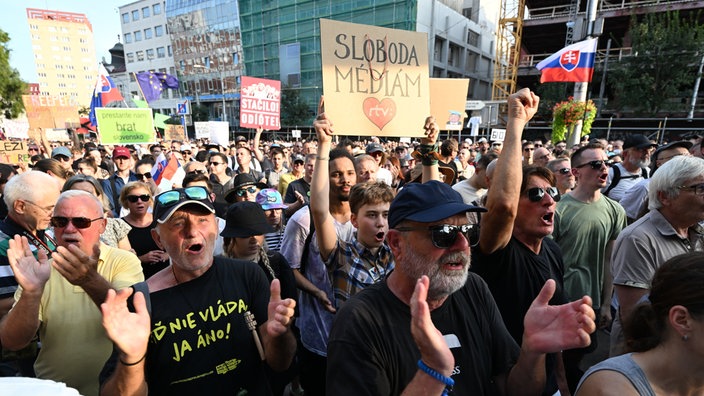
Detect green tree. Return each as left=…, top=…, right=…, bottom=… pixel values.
left=0, top=29, right=27, bottom=119
left=191, top=104, right=210, bottom=122
left=280, top=87, right=311, bottom=127
left=608, top=11, right=704, bottom=115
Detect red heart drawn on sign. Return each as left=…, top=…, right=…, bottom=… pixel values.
left=363, top=98, right=396, bottom=131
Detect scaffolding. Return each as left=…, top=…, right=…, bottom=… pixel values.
left=491, top=0, right=525, bottom=123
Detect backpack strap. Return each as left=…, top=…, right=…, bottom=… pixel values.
left=603, top=165, right=622, bottom=197
left=299, top=205, right=315, bottom=275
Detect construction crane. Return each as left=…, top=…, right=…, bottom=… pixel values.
left=491, top=0, right=525, bottom=125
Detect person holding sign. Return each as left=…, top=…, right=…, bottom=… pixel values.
left=326, top=89, right=596, bottom=396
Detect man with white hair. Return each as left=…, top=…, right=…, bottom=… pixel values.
left=610, top=155, right=704, bottom=356
left=0, top=190, right=143, bottom=396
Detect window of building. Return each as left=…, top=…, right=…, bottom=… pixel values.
left=167, top=45, right=172, bottom=56
left=122, top=13, right=129, bottom=23
left=157, top=47, right=166, bottom=58
left=462, top=8, right=472, bottom=19
left=155, top=25, right=164, bottom=37
left=142, top=7, right=150, bottom=18
left=135, top=31, right=142, bottom=41
left=124, top=33, right=132, bottom=43
left=132, top=10, right=139, bottom=21
left=137, top=51, right=144, bottom=61
left=153, top=3, right=162, bottom=15
left=126, top=53, right=134, bottom=63
left=179, top=60, right=185, bottom=71
left=146, top=49, right=155, bottom=59
left=144, top=28, right=153, bottom=39
left=467, top=30, right=479, bottom=47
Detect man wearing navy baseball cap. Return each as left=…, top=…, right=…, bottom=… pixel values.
left=327, top=89, right=596, bottom=396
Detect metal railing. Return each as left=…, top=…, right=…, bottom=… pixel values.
left=526, top=0, right=697, bottom=20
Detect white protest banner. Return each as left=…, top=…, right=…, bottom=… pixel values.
left=194, top=122, right=210, bottom=139
left=209, top=121, right=229, bottom=148
left=320, top=19, right=429, bottom=137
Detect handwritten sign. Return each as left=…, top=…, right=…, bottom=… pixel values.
left=0, top=141, right=30, bottom=164
left=22, top=95, right=80, bottom=129
left=429, top=78, right=470, bottom=131
left=240, top=76, right=281, bottom=130
left=320, top=19, right=429, bottom=137
left=194, top=122, right=210, bottom=139
left=164, top=125, right=186, bottom=141
left=95, top=108, right=156, bottom=145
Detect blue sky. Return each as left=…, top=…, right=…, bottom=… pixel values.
left=4, top=0, right=125, bottom=82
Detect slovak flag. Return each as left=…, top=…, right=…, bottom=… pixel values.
left=536, top=38, right=598, bottom=83
left=89, top=64, right=125, bottom=126
left=151, top=152, right=185, bottom=192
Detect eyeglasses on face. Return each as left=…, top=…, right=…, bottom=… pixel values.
left=535, top=144, right=543, bottom=147
left=209, top=161, right=223, bottom=166
left=187, top=169, right=206, bottom=175
left=395, top=224, right=475, bottom=249
left=127, top=194, right=151, bottom=203
left=236, top=186, right=258, bottom=197
left=678, top=183, right=704, bottom=196
left=574, top=160, right=608, bottom=170
left=524, top=147, right=534, bottom=152
left=135, top=172, right=152, bottom=180
left=557, top=168, right=572, bottom=175
left=55, top=156, right=71, bottom=162
left=155, top=186, right=210, bottom=208
left=23, top=200, right=55, bottom=214
left=51, top=216, right=103, bottom=229
left=526, top=187, right=561, bottom=202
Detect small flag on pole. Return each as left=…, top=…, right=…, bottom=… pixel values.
left=536, top=38, right=598, bottom=83
left=136, top=71, right=180, bottom=103
left=89, top=64, right=124, bottom=126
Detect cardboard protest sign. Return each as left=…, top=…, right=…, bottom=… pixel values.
left=0, top=118, right=29, bottom=139
left=95, top=108, right=156, bottom=145
left=240, top=77, right=281, bottom=130
left=429, top=78, right=470, bottom=131
left=22, top=95, right=80, bottom=129
left=320, top=19, right=429, bottom=137
left=209, top=121, right=229, bottom=148
left=164, top=125, right=186, bottom=141
left=44, top=128, right=70, bottom=142
left=0, top=141, right=30, bottom=164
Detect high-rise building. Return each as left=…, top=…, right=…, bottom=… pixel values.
left=26, top=8, right=98, bottom=107
left=166, top=0, right=244, bottom=124
left=120, top=1, right=181, bottom=115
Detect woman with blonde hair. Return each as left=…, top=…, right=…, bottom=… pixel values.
left=32, top=158, right=73, bottom=187
left=119, top=181, right=168, bottom=278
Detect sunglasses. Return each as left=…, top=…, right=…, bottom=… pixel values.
left=186, top=169, right=206, bottom=175
left=51, top=216, right=103, bottom=229
left=395, top=224, right=475, bottom=249
left=135, top=172, right=152, bottom=180
left=209, top=162, right=223, bottom=166
left=524, top=147, right=534, bottom=152
left=556, top=168, right=571, bottom=175
left=127, top=194, right=151, bottom=203
left=526, top=187, right=561, bottom=202
left=236, top=186, right=258, bottom=197
left=574, top=160, right=608, bottom=170
left=155, top=186, right=210, bottom=209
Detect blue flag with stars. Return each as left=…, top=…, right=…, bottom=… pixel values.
left=136, top=71, right=180, bottom=103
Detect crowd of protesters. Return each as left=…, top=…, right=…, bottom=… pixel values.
left=0, top=89, right=703, bottom=395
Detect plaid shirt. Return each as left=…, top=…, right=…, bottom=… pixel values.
left=328, top=236, right=394, bottom=308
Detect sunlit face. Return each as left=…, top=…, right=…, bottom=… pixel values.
left=20, top=186, right=60, bottom=232
left=626, top=146, right=653, bottom=168
left=236, top=148, right=251, bottom=166
left=330, top=157, right=356, bottom=202
left=356, top=159, right=378, bottom=183
left=572, top=148, right=609, bottom=190
left=76, top=163, right=96, bottom=176
left=152, top=207, right=218, bottom=273
left=53, top=195, right=106, bottom=254
left=304, top=158, right=315, bottom=180
left=551, top=160, right=576, bottom=192
left=89, top=150, right=102, bottom=164
left=125, top=186, right=152, bottom=216
left=272, top=153, right=285, bottom=170
left=533, top=147, right=553, bottom=167
left=514, top=175, right=557, bottom=242
left=662, top=175, right=704, bottom=225
left=352, top=202, right=389, bottom=250
left=114, top=156, right=132, bottom=171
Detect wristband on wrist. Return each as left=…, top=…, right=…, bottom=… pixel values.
left=417, top=359, right=454, bottom=396
left=120, top=353, right=146, bottom=366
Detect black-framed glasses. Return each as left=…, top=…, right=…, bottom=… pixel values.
left=524, top=147, right=534, bottom=152
left=574, top=160, right=609, bottom=170
left=155, top=186, right=210, bottom=209
left=209, top=161, right=223, bottom=166
left=526, top=187, right=561, bottom=202
left=127, top=194, right=151, bottom=203
left=51, top=216, right=103, bottom=229
left=678, top=183, right=704, bottom=196
left=186, top=169, right=206, bottom=175
left=135, top=172, right=152, bottom=180
left=395, top=224, right=475, bottom=249
left=236, top=186, right=258, bottom=197
left=557, top=168, right=571, bottom=175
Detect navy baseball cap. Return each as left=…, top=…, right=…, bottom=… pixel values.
left=389, top=181, right=486, bottom=228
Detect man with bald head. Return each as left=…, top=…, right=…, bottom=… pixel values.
left=533, top=147, right=553, bottom=168
left=0, top=190, right=143, bottom=396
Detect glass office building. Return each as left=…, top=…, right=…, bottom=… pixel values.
left=239, top=0, right=418, bottom=125
left=166, top=0, right=244, bottom=124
